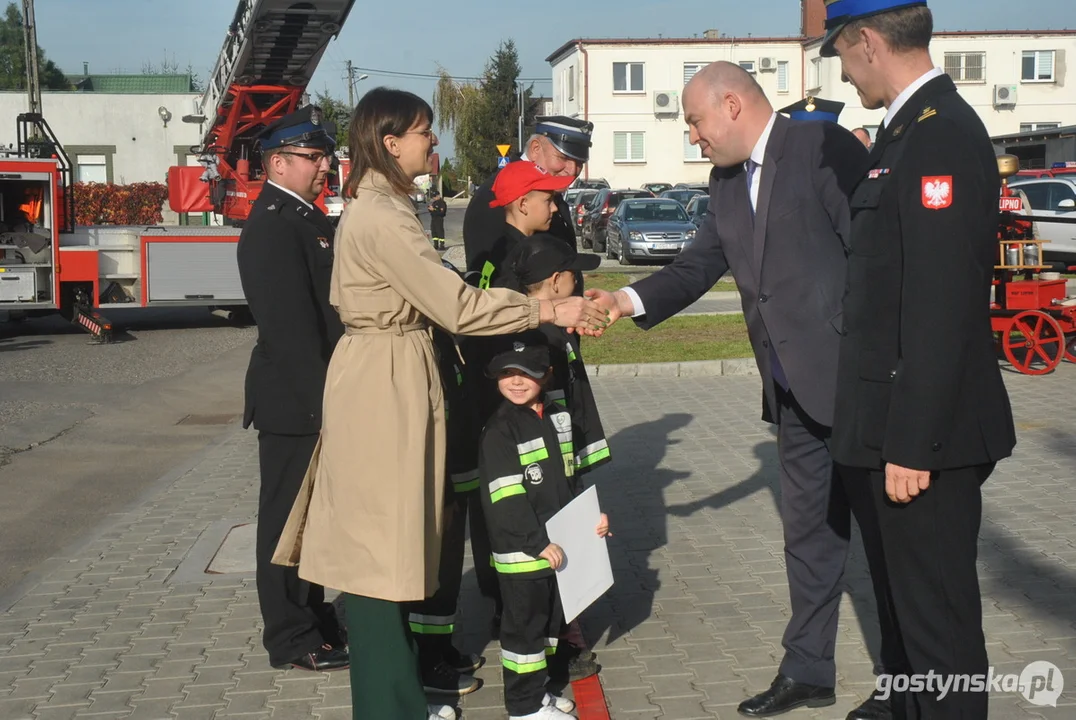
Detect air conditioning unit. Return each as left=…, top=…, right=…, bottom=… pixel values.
left=994, top=84, right=1018, bottom=107
left=653, top=90, right=680, bottom=116
left=758, top=57, right=778, bottom=72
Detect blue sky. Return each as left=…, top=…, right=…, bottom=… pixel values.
left=30, top=0, right=1076, bottom=162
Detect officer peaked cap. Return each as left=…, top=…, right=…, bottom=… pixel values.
left=258, top=105, right=335, bottom=152
left=534, top=116, right=594, bottom=163
left=820, top=0, right=928, bottom=57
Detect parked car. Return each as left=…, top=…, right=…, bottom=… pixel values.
left=1008, top=177, right=1076, bottom=263
left=604, top=198, right=697, bottom=265
left=572, top=177, right=610, bottom=190
left=580, top=188, right=655, bottom=252
left=685, top=194, right=709, bottom=227
left=673, top=182, right=710, bottom=192
left=659, top=188, right=705, bottom=206
left=570, top=189, right=600, bottom=236
left=642, top=182, right=673, bottom=195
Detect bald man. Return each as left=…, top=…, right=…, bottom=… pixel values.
left=588, top=62, right=901, bottom=720
left=852, top=127, right=873, bottom=149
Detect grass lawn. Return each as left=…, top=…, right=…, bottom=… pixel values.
left=582, top=272, right=735, bottom=295
left=578, top=314, right=752, bottom=365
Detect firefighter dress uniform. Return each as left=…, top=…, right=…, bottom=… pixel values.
left=236, top=105, right=347, bottom=671
left=478, top=334, right=582, bottom=718
left=819, top=1, right=1017, bottom=716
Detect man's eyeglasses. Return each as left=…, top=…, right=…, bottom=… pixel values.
left=280, top=151, right=332, bottom=164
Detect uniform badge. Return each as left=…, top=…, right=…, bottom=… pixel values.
left=310, top=107, right=322, bottom=126
left=513, top=341, right=525, bottom=352
left=868, top=168, right=890, bottom=179
left=918, top=106, right=937, bottom=122
left=317, top=237, right=330, bottom=249
left=552, top=412, right=572, bottom=432
left=922, top=176, right=953, bottom=209
left=892, top=124, right=905, bottom=137
left=524, top=463, right=544, bottom=485
left=267, top=203, right=277, bottom=210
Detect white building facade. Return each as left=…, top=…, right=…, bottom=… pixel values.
left=548, top=30, right=1076, bottom=186
left=0, top=91, right=204, bottom=185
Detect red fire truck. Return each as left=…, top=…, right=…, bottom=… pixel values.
left=0, top=0, right=355, bottom=340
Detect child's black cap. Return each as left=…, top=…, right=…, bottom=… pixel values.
left=505, top=233, right=601, bottom=288
left=485, top=330, right=552, bottom=379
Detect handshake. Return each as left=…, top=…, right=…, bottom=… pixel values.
left=539, top=289, right=636, bottom=337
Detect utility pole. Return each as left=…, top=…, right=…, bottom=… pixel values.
left=22, top=0, right=42, bottom=118
left=346, top=60, right=355, bottom=108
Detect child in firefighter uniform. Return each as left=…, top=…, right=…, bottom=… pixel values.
left=405, top=261, right=487, bottom=698
left=479, top=333, right=610, bottom=720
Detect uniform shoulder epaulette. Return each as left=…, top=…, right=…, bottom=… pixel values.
left=918, top=106, right=938, bottom=123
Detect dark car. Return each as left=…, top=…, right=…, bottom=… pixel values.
left=572, top=177, right=610, bottom=190
left=581, top=188, right=655, bottom=252
left=569, top=189, right=600, bottom=236
left=685, top=194, right=709, bottom=227
left=605, top=198, right=697, bottom=265
left=674, top=182, right=710, bottom=192
left=659, top=188, right=705, bottom=206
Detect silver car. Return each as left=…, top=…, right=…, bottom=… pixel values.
left=604, top=198, right=697, bottom=265
left=1008, top=177, right=1076, bottom=262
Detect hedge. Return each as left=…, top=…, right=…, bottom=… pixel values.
left=73, top=182, right=169, bottom=226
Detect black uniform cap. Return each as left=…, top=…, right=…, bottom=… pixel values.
left=534, top=116, right=594, bottom=163
left=258, top=105, right=335, bottom=152
left=504, top=233, right=601, bottom=289
left=486, top=330, right=552, bottom=380
left=778, top=96, right=846, bottom=123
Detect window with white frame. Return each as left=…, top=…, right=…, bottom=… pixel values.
left=613, top=62, right=644, bottom=93
left=739, top=61, right=756, bottom=74
left=943, top=52, right=985, bottom=82
left=683, top=63, right=705, bottom=85
left=808, top=57, right=822, bottom=90
left=1020, top=122, right=1061, bottom=132
left=777, top=61, right=789, bottom=93
left=1022, top=50, right=1055, bottom=82
left=68, top=145, right=115, bottom=184
left=614, top=131, right=645, bottom=162
left=568, top=65, right=575, bottom=101
left=684, top=131, right=705, bottom=162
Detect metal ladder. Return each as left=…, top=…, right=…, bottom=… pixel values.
left=197, top=0, right=357, bottom=147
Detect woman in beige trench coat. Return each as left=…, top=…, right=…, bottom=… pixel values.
left=272, top=88, right=607, bottom=720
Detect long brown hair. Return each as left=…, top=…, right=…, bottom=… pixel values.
left=344, top=87, right=434, bottom=199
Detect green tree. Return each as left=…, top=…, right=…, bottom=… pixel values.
left=0, top=2, right=70, bottom=90
left=434, top=40, right=538, bottom=183
left=439, top=157, right=459, bottom=195
left=313, top=90, right=351, bottom=149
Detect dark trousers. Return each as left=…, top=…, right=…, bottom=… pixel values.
left=838, top=463, right=993, bottom=719
left=774, top=386, right=850, bottom=687
left=256, top=432, right=336, bottom=666
left=407, top=487, right=469, bottom=664
left=500, top=576, right=563, bottom=716
left=344, top=593, right=427, bottom=720
left=430, top=217, right=446, bottom=239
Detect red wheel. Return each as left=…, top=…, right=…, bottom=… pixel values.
left=1065, top=334, right=1076, bottom=364
left=1002, top=311, right=1065, bottom=375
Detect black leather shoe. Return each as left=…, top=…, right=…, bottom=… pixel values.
left=846, top=694, right=893, bottom=720
left=274, top=643, right=349, bottom=672
left=737, top=674, right=836, bottom=717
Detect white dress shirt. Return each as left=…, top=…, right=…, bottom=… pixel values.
left=883, top=67, right=945, bottom=130
left=622, top=112, right=777, bottom=316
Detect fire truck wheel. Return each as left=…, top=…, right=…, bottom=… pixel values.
left=1002, top=310, right=1065, bottom=375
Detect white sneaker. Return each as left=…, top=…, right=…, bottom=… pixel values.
left=508, top=703, right=577, bottom=719
left=543, top=692, right=576, bottom=714
left=427, top=704, right=457, bottom=720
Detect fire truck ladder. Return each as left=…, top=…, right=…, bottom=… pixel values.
left=189, top=0, right=356, bottom=195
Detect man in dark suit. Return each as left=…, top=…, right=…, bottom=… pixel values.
left=237, top=106, right=348, bottom=672
left=463, top=116, right=593, bottom=280
left=822, top=1, right=1016, bottom=717
left=587, top=62, right=902, bottom=720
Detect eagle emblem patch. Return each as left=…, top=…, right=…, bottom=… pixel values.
left=922, top=176, right=953, bottom=210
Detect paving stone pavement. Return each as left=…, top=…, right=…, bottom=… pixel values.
left=2, top=366, right=1075, bottom=720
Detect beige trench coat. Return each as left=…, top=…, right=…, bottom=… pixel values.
left=273, top=170, right=540, bottom=602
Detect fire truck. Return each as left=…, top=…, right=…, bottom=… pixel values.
left=0, top=0, right=355, bottom=340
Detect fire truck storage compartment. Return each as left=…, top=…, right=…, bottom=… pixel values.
left=0, top=169, right=56, bottom=305
left=66, top=226, right=145, bottom=304
left=143, top=228, right=244, bottom=304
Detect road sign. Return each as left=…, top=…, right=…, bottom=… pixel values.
left=496, top=144, right=511, bottom=157
left=497, top=156, right=510, bottom=169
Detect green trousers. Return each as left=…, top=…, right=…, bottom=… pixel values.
left=344, top=593, right=427, bottom=720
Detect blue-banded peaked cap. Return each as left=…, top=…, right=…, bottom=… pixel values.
left=778, top=96, right=845, bottom=123
left=534, top=115, right=594, bottom=162
left=258, top=105, right=335, bottom=152
left=819, top=0, right=928, bottom=57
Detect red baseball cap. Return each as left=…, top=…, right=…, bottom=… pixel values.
left=489, top=161, right=575, bottom=208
